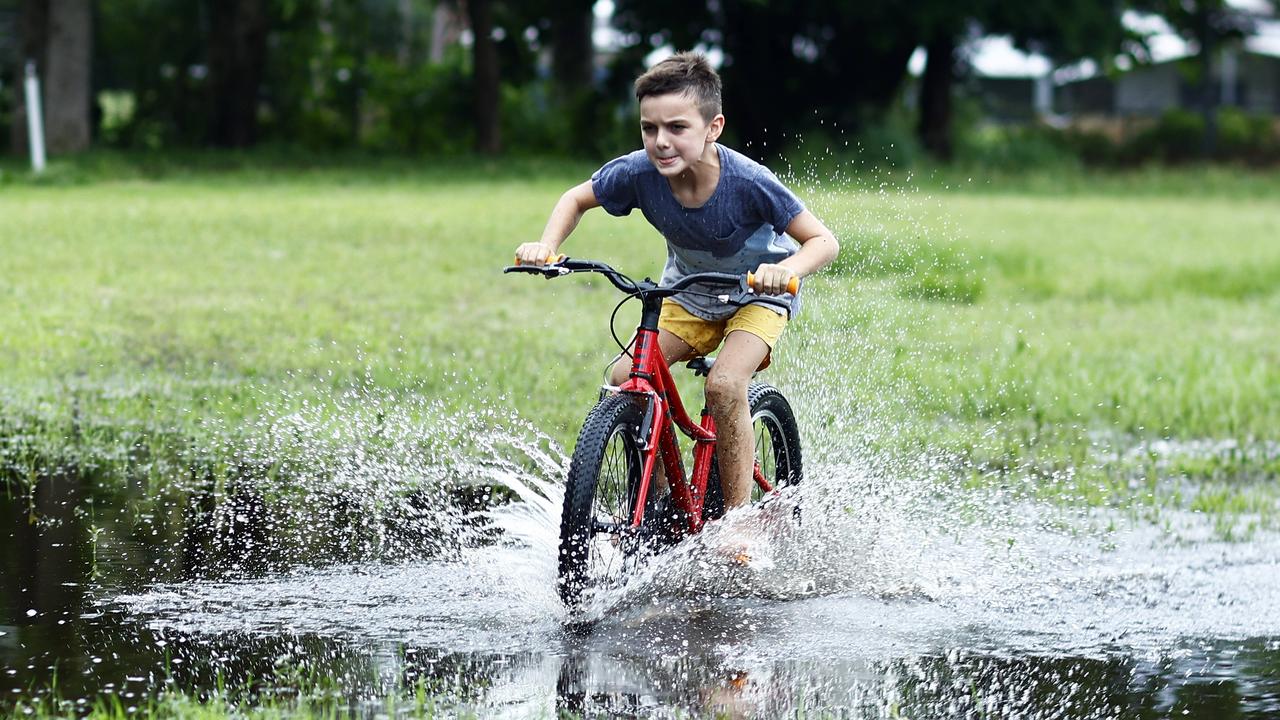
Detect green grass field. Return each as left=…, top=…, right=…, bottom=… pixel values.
left=1, top=155, right=1278, bottom=528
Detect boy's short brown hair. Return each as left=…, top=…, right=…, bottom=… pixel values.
left=634, top=51, right=722, bottom=122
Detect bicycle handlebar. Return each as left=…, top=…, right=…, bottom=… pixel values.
left=746, top=271, right=800, bottom=296
left=503, top=256, right=793, bottom=311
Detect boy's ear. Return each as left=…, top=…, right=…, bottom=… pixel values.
left=706, top=113, right=725, bottom=143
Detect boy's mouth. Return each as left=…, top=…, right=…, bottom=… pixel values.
left=656, top=156, right=679, bottom=167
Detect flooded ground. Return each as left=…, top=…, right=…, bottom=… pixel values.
left=4, top=409, right=1280, bottom=718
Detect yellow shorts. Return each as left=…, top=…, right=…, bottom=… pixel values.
left=658, top=299, right=788, bottom=369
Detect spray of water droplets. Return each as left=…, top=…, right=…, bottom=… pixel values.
left=93, top=147, right=1280, bottom=718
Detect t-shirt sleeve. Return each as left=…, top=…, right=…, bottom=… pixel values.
left=590, top=155, right=639, bottom=217
left=753, top=167, right=806, bottom=234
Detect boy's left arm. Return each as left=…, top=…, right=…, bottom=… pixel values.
left=752, top=210, right=840, bottom=295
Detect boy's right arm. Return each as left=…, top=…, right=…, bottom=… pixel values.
left=514, top=181, right=600, bottom=266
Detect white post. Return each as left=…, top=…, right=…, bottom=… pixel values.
left=1034, top=72, right=1053, bottom=117
left=24, top=61, right=47, bottom=174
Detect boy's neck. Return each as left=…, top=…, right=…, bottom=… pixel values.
left=666, top=143, right=721, bottom=208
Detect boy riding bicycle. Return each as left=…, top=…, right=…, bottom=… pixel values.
left=514, top=52, right=839, bottom=528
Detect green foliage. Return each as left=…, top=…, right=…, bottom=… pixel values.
left=360, top=52, right=474, bottom=154
left=1057, top=127, right=1120, bottom=166
left=1002, top=109, right=1280, bottom=168
left=1125, top=109, right=1206, bottom=164
left=1216, top=107, right=1280, bottom=164
left=954, top=124, right=1081, bottom=172
left=853, top=117, right=927, bottom=169
left=94, top=0, right=211, bottom=147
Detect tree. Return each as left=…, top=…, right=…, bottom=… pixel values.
left=547, top=0, right=597, bottom=147
left=466, top=0, right=501, bottom=154
left=9, top=0, right=92, bottom=154
left=612, top=0, right=924, bottom=160
left=918, top=31, right=959, bottom=160
left=207, top=0, right=268, bottom=147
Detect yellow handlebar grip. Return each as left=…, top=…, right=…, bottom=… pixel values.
left=746, top=272, right=800, bottom=295
left=514, top=253, right=566, bottom=266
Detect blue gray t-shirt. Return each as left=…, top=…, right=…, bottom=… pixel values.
left=591, top=143, right=805, bottom=321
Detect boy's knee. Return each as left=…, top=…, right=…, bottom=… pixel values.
left=704, top=371, right=748, bottom=409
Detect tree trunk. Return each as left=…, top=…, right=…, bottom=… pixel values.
left=44, top=0, right=93, bottom=153
left=9, top=0, right=92, bottom=155
left=550, top=1, right=594, bottom=92
left=9, top=0, right=46, bottom=155
left=918, top=34, right=956, bottom=161
left=1197, top=30, right=1217, bottom=159
left=207, top=0, right=268, bottom=148
left=550, top=0, right=594, bottom=150
left=467, top=0, right=501, bottom=154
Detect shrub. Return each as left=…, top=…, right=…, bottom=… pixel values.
left=360, top=55, right=474, bottom=155
left=1059, top=127, right=1119, bottom=166
left=1216, top=107, right=1279, bottom=164
left=1124, top=109, right=1204, bottom=164
left=954, top=123, right=1079, bottom=171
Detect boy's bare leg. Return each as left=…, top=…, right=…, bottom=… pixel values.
left=704, top=330, right=771, bottom=509
left=609, top=329, right=697, bottom=494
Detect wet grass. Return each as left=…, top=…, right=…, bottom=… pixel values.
left=15, top=678, right=482, bottom=720
left=1, top=155, right=1278, bottom=530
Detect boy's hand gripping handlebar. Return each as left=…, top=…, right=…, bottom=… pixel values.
left=745, top=271, right=800, bottom=296
left=513, top=253, right=566, bottom=266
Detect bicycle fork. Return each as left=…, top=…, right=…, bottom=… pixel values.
left=628, top=393, right=718, bottom=536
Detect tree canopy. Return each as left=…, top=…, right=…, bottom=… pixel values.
left=0, top=0, right=1272, bottom=160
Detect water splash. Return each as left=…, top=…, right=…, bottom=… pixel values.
left=78, top=151, right=1280, bottom=717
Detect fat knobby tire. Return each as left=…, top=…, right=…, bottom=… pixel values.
left=557, top=394, right=644, bottom=608
left=556, top=384, right=803, bottom=608
left=747, top=382, right=803, bottom=489
left=702, top=382, right=803, bottom=520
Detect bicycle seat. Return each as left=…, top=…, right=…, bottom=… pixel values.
left=686, top=357, right=715, bottom=376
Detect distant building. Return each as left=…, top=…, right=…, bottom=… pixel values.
left=1058, top=48, right=1280, bottom=117
left=951, top=30, right=1280, bottom=123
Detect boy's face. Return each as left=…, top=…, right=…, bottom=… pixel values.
left=639, top=92, right=724, bottom=177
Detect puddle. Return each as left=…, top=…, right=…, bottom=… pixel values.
left=5, top=412, right=1280, bottom=718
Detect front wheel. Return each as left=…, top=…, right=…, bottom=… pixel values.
left=557, top=394, right=648, bottom=608
left=702, top=382, right=803, bottom=520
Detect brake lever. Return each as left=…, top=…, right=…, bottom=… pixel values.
left=717, top=291, right=791, bottom=312
left=502, top=264, right=570, bottom=277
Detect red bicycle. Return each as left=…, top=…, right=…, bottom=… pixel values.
left=506, top=256, right=803, bottom=608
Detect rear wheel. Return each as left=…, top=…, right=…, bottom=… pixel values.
left=557, top=394, right=648, bottom=608
left=702, top=382, right=803, bottom=520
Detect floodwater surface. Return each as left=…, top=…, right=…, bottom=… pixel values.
left=4, top=393, right=1280, bottom=718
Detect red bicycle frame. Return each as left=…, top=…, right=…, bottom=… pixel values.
left=505, top=256, right=786, bottom=540
left=617, top=326, right=773, bottom=536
